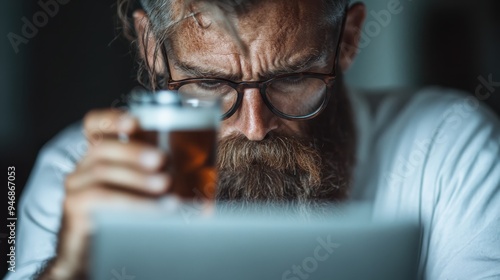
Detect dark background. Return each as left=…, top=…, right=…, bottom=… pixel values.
left=1, top=0, right=499, bottom=277
left=0, top=0, right=137, bottom=276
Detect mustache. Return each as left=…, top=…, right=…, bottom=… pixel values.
left=216, top=133, right=322, bottom=187
left=214, top=132, right=334, bottom=207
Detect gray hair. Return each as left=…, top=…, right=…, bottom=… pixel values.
left=117, top=0, right=349, bottom=89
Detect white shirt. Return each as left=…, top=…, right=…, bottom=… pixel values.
left=6, top=87, right=500, bottom=279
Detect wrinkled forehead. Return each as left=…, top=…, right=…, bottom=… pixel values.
left=165, top=0, right=336, bottom=63
left=140, top=0, right=334, bottom=30
left=145, top=0, right=335, bottom=57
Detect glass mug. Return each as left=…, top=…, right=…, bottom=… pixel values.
left=127, top=90, right=220, bottom=201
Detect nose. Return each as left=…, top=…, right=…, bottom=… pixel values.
left=228, top=88, right=279, bottom=141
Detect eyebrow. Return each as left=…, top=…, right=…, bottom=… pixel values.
left=173, top=61, right=241, bottom=81
left=172, top=50, right=329, bottom=82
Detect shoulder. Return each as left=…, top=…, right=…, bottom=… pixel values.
left=355, top=86, right=498, bottom=132
left=352, top=86, right=500, bottom=156
left=353, top=87, right=500, bottom=277
left=351, top=85, right=500, bottom=201
left=352, top=87, right=500, bottom=278
left=23, top=120, right=86, bottom=194
left=9, top=122, right=86, bottom=279
left=40, top=121, right=87, bottom=167
left=31, top=121, right=86, bottom=183
left=19, top=121, right=86, bottom=229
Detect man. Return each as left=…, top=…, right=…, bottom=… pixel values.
left=7, top=0, right=500, bottom=279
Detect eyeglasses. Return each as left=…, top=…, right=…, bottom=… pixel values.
left=162, top=6, right=348, bottom=121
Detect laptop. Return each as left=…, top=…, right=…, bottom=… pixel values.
left=91, top=203, right=421, bottom=280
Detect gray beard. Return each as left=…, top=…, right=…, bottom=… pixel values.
left=214, top=80, right=356, bottom=216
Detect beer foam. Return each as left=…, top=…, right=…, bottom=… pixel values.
left=131, top=105, right=220, bottom=131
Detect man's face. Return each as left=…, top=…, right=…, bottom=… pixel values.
left=135, top=0, right=365, bottom=208
left=168, top=0, right=335, bottom=141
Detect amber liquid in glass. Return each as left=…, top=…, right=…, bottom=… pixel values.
left=134, top=129, right=217, bottom=200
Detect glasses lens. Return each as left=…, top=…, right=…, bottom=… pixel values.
left=266, top=77, right=327, bottom=117
left=178, top=82, right=238, bottom=116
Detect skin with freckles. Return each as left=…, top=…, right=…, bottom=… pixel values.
left=167, top=0, right=335, bottom=141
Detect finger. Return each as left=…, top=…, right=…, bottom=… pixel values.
left=66, top=163, right=171, bottom=195
left=81, top=139, right=167, bottom=172
left=83, top=109, right=139, bottom=139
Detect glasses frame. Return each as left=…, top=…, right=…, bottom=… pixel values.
left=162, top=5, right=348, bottom=121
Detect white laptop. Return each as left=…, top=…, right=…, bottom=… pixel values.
left=91, top=203, right=421, bottom=280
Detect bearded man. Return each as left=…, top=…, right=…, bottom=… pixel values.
left=7, top=0, right=500, bottom=279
